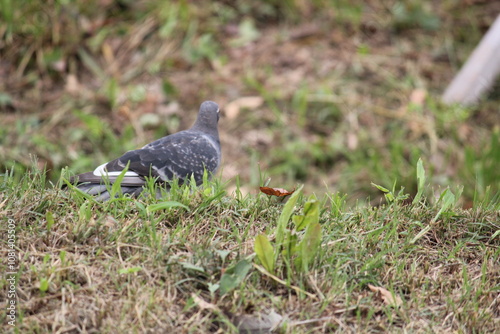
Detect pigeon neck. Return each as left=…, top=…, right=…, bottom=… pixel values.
left=191, top=114, right=218, bottom=138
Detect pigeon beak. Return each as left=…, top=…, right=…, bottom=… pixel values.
left=217, top=108, right=220, bottom=122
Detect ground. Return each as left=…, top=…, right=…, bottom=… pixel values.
left=0, top=1, right=499, bottom=333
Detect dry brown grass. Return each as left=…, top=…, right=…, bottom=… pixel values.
left=1, top=169, right=499, bottom=332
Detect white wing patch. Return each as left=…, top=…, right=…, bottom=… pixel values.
left=93, top=162, right=139, bottom=177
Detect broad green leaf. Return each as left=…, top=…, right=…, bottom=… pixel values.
left=282, top=230, right=298, bottom=258
left=295, top=222, right=322, bottom=272
left=432, top=188, right=456, bottom=222
left=275, top=185, right=303, bottom=246
left=292, top=215, right=304, bottom=230
left=292, top=195, right=319, bottom=231
left=219, top=259, right=252, bottom=295
left=412, top=158, right=426, bottom=205
left=146, top=201, right=189, bottom=213
left=255, top=234, right=275, bottom=274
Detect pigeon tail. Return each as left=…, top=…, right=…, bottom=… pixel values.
left=76, top=183, right=144, bottom=201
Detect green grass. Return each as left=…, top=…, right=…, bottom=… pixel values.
left=1, top=1, right=499, bottom=331
left=0, top=162, right=498, bottom=333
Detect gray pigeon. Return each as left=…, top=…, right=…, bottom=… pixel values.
left=70, top=101, right=221, bottom=201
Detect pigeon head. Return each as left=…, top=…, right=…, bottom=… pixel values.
left=191, top=101, right=220, bottom=136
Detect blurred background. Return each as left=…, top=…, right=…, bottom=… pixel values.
left=1, top=0, right=499, bottom=205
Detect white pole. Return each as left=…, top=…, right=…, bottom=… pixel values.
left=442, top=15, right=500, bottom=105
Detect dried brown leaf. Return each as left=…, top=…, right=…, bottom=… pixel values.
left=368, top=284, right=403, bottom=307
left=259, top=187, right=295, bottom=197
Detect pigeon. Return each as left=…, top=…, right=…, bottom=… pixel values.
left=70, top=101, right=221, bottom=201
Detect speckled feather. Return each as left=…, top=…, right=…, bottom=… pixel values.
left=71, top=101, right=221, bottom=200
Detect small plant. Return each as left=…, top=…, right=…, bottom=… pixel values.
left=254, top=186, right=323, bottom=278
left=412, top=158, right=426, bottom=205
left=372, top=158, right=427, bottom=205
left=371, top=181, right=410, bottom=205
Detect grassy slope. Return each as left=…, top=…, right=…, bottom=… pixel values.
left=0, top=166, right=499, bottom=333
left=1, top=1, right=500, bottom=332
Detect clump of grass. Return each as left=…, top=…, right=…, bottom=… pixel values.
left=1, top=160, right=498, bottom=332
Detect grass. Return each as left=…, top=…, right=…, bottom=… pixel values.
left=1, top=1, right=500, bottom=332
left=0, top=162, right=499, bottom=333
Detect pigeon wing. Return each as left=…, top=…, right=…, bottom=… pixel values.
left=104, top=130, right=220, bottom=185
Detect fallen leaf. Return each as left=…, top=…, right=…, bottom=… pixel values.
left=259, top=187, right=295, bottom=197
left=368, top=284, right=403, bottom=307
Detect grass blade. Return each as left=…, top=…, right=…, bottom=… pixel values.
left=295, top=222, right=322, bottom=272
left=432, top=188, right=456, bottom=223
left=412, top=158, right=426, bottom=205
left=147, top=201, right=189, bottom=213
left=292, top=195, right=319, bottom=232
left=275, top=185, right=303, bottom=247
